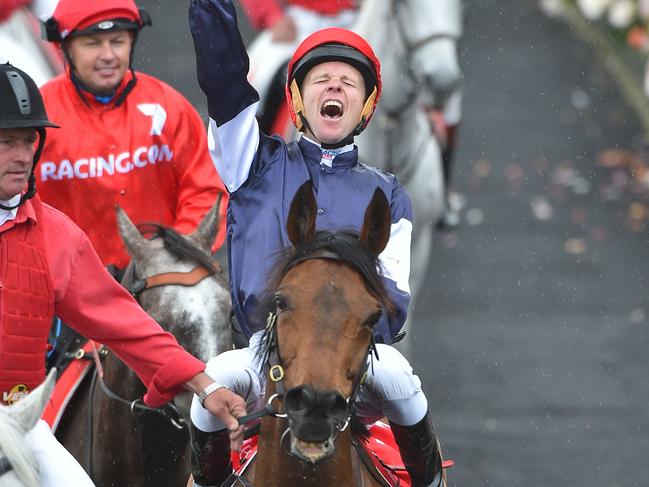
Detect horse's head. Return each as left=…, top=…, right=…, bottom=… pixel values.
left=397, top=0, right=463, bottom=107
left=115, top=200, right=232, bottom=361
left=356, top=0, right=462, bottom=112
left=0, top=369, right=56, bottom=487
left=259, top=181, right=393, bottom=464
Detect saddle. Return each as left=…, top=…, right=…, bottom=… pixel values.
left=42, top=340, right=97, bottom=431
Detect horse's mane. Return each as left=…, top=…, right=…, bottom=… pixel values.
left=253, top=230, right=395, bottom=369
left=136, top=223, right=219, bottom=274
left=0, top=411, right=40, bottom=487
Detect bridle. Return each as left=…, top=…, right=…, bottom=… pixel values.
left=237, top=250, right=380, bottom=436
left=391, top=0, right=460, bottom=54
left=127, top=261, right=222, bottom=297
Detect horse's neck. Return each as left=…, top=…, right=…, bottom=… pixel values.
left=355, top=0, right=390, bottom=40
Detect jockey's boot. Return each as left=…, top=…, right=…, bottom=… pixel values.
left=390, top=411, right=444, bottom=487
left=190, top=424, right=232, bottom=487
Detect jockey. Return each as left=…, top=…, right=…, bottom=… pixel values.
left=0, top=63, right=246, bottom=487
left=36, top=0, right=228, bottom=270
left=242, top=0, right=463, bottom=228
left=188, top=1, right=444, bottom=486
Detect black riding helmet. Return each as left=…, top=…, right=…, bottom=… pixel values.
left=0, top=63, right=59, bottom=210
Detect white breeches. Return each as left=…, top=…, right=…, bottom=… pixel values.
left=25, top=420, right=95, bottom=487
left=191, top=333, right=428, bottom=432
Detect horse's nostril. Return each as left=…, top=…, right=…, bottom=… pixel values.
left=285, top=385, right=316, bottom=413
left=328, top=393, right=348, bottom=416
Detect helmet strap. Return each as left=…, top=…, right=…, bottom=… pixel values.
left=290, top=78, right=306, bottom=132
left=354, top=86, right=377, bottom=136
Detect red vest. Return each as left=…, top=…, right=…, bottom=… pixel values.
left=0, top=196, right=54, bottom=404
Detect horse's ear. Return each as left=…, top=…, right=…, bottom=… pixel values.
left=287, top=181, right=317, bottom=247
left=115, top=206, right=149, bottom=260
left=6, top=368, right=56, bottom=432
left=359, top=188, right=391, bottom=256
left=191, top=194, right=222, bottom=251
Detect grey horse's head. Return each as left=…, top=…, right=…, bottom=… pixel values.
left=116, top=200, right=232, bottom=363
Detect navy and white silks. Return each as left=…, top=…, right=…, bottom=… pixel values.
left=188, top=0, right=427, bottom=435
left=189, top=0, right=412, bottom=345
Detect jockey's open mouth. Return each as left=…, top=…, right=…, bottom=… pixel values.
left=320, top=99, right=344, bottom=119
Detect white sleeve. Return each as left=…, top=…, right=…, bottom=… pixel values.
left=379, top=218, right=412, bottom=294
left=207, top=101, right=261, bottom=193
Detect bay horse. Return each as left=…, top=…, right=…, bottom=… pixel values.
left=54, top=201, right=233, bottom=487
left=216, top=181, right=448, bottom=486
left=0, top=370, right=56, bottom=487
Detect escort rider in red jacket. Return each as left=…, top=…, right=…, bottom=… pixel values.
left=36, top=0, right=227, bottom=269
left=0, top=63, right=246, bottom=487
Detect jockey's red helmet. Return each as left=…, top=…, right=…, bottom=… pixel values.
left=42, top=0, right=150, bottom=42
left=285, top=28, right=382, bottom=135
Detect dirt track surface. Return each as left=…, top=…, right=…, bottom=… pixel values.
left=135, top=1, right=649, bottom=485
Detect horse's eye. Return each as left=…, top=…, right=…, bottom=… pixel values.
left=274, top=295, right=289, bottom=312
left=364, top=310, right=382, bottom=328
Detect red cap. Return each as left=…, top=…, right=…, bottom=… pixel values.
left=285, top=28, right=382, bottom=133
left=46, top=0, right=143, bottom=41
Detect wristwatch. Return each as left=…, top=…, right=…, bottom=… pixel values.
left=197, top=382, right=227, bottom=408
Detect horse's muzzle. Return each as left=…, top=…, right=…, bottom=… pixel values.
left=283, top=385, right=349, bottom=463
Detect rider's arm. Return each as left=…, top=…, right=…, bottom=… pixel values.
left=238, top=0, right=283, bottom=30
left=45, top=203, right=205, bottom=407
left=376, top=182, right=413, bottom=344
left=190, top=0, right=269, bottom=194
left=168, top=89, right=229, bottom=251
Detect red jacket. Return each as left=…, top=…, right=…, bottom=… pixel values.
left=37, top=71, right=227, bottom=268
left=0, top=0, right=30, bottom=21
left=240, top=0, right=356, bottom=30
left=0, top=195, right=205, bottom=407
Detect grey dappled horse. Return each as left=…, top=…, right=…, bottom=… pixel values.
left=55, top=201, right=232, bottom=487
left=0, top=370, right=56, bottom=487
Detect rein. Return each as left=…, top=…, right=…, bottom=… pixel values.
left=86, top=344, right=186, bottom=430
left=83, top=343, right=186, bottom=479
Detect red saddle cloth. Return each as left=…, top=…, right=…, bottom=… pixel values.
left=231, top=421, right=454, bottom=487
left=41, top=341, right=96, bottom=431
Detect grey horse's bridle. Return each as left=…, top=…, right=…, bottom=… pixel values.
left=391, top=0, right=460, bottom=53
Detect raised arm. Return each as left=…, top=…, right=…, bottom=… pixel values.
left=189, top=0, right=263, bottom=193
